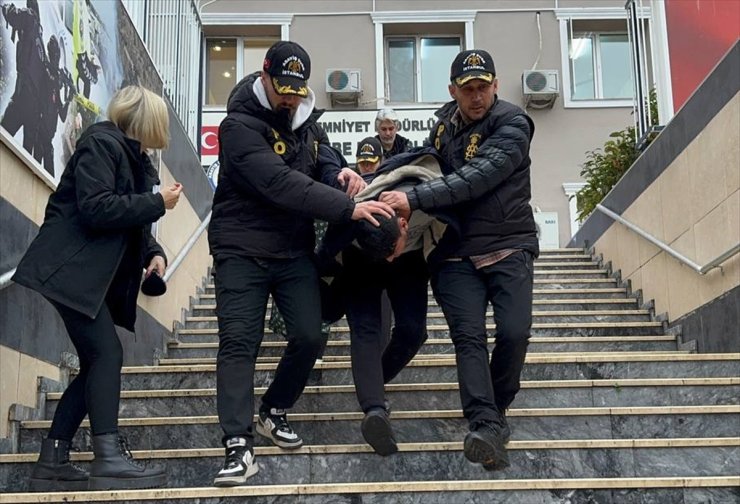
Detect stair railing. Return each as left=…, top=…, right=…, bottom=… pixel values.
left=596, top=203, right=740, bottom=275
left=0, top=211, right=211, bottom=291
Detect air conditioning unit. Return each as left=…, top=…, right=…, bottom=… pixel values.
left=326, top=68, right=362, bottom=93
left=522, top=70, right=559, bottom=96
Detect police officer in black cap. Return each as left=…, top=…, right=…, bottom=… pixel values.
left=380, top=49, right=538, bottom=471
left=209, top=40, right=392, bottom=487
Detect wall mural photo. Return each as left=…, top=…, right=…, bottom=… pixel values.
left=0, top=0, right=163, bottom=183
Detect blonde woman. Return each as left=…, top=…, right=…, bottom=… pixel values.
left=13, top=86, right=183, bottom=491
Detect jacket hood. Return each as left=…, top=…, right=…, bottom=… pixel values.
left=79, top=121, right=141, bottom=160
left=227, top=72, right=319, bottom=131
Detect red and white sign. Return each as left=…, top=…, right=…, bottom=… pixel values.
left=200, top=126, right=220, bottom=157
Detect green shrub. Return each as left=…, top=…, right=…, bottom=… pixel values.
left=575, top=90, right=658, bottom=222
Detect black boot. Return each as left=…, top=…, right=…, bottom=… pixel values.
left=88, top=434, right=166, bottom=490
left=29, top=438, right=89, bottom=491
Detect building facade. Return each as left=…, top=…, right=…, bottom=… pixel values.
left=198, top=0, right=663, bottom=248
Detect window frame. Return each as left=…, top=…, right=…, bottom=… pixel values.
left=557, top=7, right=651, bottom=109
left=371, top=10, right=475, bottom=109
left=200, top=12, right=291, bottom=109
left=384, top=34, right=462, bottom=105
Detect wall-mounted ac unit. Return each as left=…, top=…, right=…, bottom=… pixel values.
left=326, top=68, right=362, bottom=93
left=522, top=70, right=559, bottom=96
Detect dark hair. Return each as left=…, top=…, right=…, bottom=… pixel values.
left=355, top=213, right=400, bottom=261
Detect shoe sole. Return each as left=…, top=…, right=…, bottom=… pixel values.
left=255, top=422, right=303, bottom=449
left=88, top=472, right=167, bottom=490
left=29, top=478, right=88, bottom=492
left=463, top=432, right=510, bottom=471
left=361, top=414, right=398, bottom=457
left=213, top=462, right=259, bottom=487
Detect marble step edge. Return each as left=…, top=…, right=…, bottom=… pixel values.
left=168, top=335, right=678, bottom=350
left=203, top=279, right=617, bottom=290
left=157, top=351, right=693, bottom=366
left=176, top=322, right=665, bottom=335
left=44, top=376, right=739, bottom=401
left=190, top=299, right=640, bottom=311
left=3, top=437, right=740, bottom=464
left=196, top=288, right=630, bottom=300
left=120, top=353, right=740, bottom=373
left=45, top=377, right=740, bottom=402
left=183, top=310, right=652, bottom=324
left=2, top=476, right=737, bottom=503
left=21, top=405, right=740, bottom=430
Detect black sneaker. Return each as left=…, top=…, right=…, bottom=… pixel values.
left=213, top=437, right=258, bottom=487
left=464, top=418, right=510, bottom=471
left=361, top=409, right=398, bottom=456
left=256, top=408, right=303, bottom=449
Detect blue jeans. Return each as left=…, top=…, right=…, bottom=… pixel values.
left=213, top=254, right=324, bottom=444
left=431, top=251, right=534, bottom=426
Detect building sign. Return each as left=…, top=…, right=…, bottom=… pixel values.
left=200, top=108, right=439, bottom=166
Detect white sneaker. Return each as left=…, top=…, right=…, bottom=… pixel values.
left=213, top=437, right=259, bottom=487
left=256, top=408, right=303, bottom=449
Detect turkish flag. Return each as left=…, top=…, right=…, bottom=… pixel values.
left=201, top=126, right=220, bottom=155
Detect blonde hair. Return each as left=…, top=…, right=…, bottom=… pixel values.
left=107, top=86, right=169, bottom=150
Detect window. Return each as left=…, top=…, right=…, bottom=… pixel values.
left=386, top=36, right=461, bottom=104
left=570, top=30, right=632, bottom=100
left=558, top=14, right=652, bottom=108
left=243, top=39, right=275, bottom=76
left=204, top=37, right=278, bottom=106
left=205, top=39, right=236, bottom=106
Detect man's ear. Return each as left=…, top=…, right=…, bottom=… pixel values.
left=448, top=83, right=457, bottom=99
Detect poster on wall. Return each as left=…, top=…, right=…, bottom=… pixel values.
left=0, top=0, right=162, bottom=184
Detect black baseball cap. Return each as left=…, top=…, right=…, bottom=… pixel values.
left=263, top=41, right=311, bottom=97
left=356, top=137, right=382, bottom=163
left=450, top=49, right=495, bottom=87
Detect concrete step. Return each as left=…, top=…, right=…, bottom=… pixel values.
left=166, top=335, right=678, bottom=359
left=189, top=298, right=641, bottom=317
left=202, top=279, right=622, bottom=294
left=194, top=288, right=634, bottom=303
left=43, top=377, right=740, bottom=419
left=2, top=477, right=737, bottom=504
left=112, top=354, right=740, bottom=390
left=1, top=438, right=738, bottom=491
left=182, top=310, right=655, bottom=331
left=2, top=477, right=739, bottom=504
left=20, top=405, right=740, bottom=452
left=174, top=322, right=667, bottom=343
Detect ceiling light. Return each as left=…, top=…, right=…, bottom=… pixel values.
left=223, top=71, right=232, bottom=78
left=213, top=45, right=222, bottom=52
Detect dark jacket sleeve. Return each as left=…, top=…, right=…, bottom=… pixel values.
left=75, top=137, right=166, bottom=229
left=317, top=143, right=348, bottom=189
left=220, top=118, right=355, bottom=224
left=407, top=114, right=532, bottom=211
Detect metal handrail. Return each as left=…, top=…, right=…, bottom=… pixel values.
left=0, top=212, right=211, bottom=291
left=596, top=204, right=740, bottom=275
left=162, top=211, right=211, bottom=282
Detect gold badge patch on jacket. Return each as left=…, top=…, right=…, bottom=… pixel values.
left=271, top=128, right=287, bottom=155
left=465, top=133, right=481, bottom=161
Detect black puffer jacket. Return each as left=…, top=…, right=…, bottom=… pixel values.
left=208, top=73, right=355, bottom=258
left=12, top=122, right=166, bottom=330
left=406, top=97, right=539, bottom=259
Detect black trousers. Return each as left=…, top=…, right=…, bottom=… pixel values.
left=431, top=251, right=534, bottom=426
left=214, top=255, right=325, bottom=444
left=344, top=247, right=429, bottom=413
left=46, top=299, right=123, bottom=441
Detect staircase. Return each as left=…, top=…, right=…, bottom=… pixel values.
left=1, top=248, right=738, bottom=503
